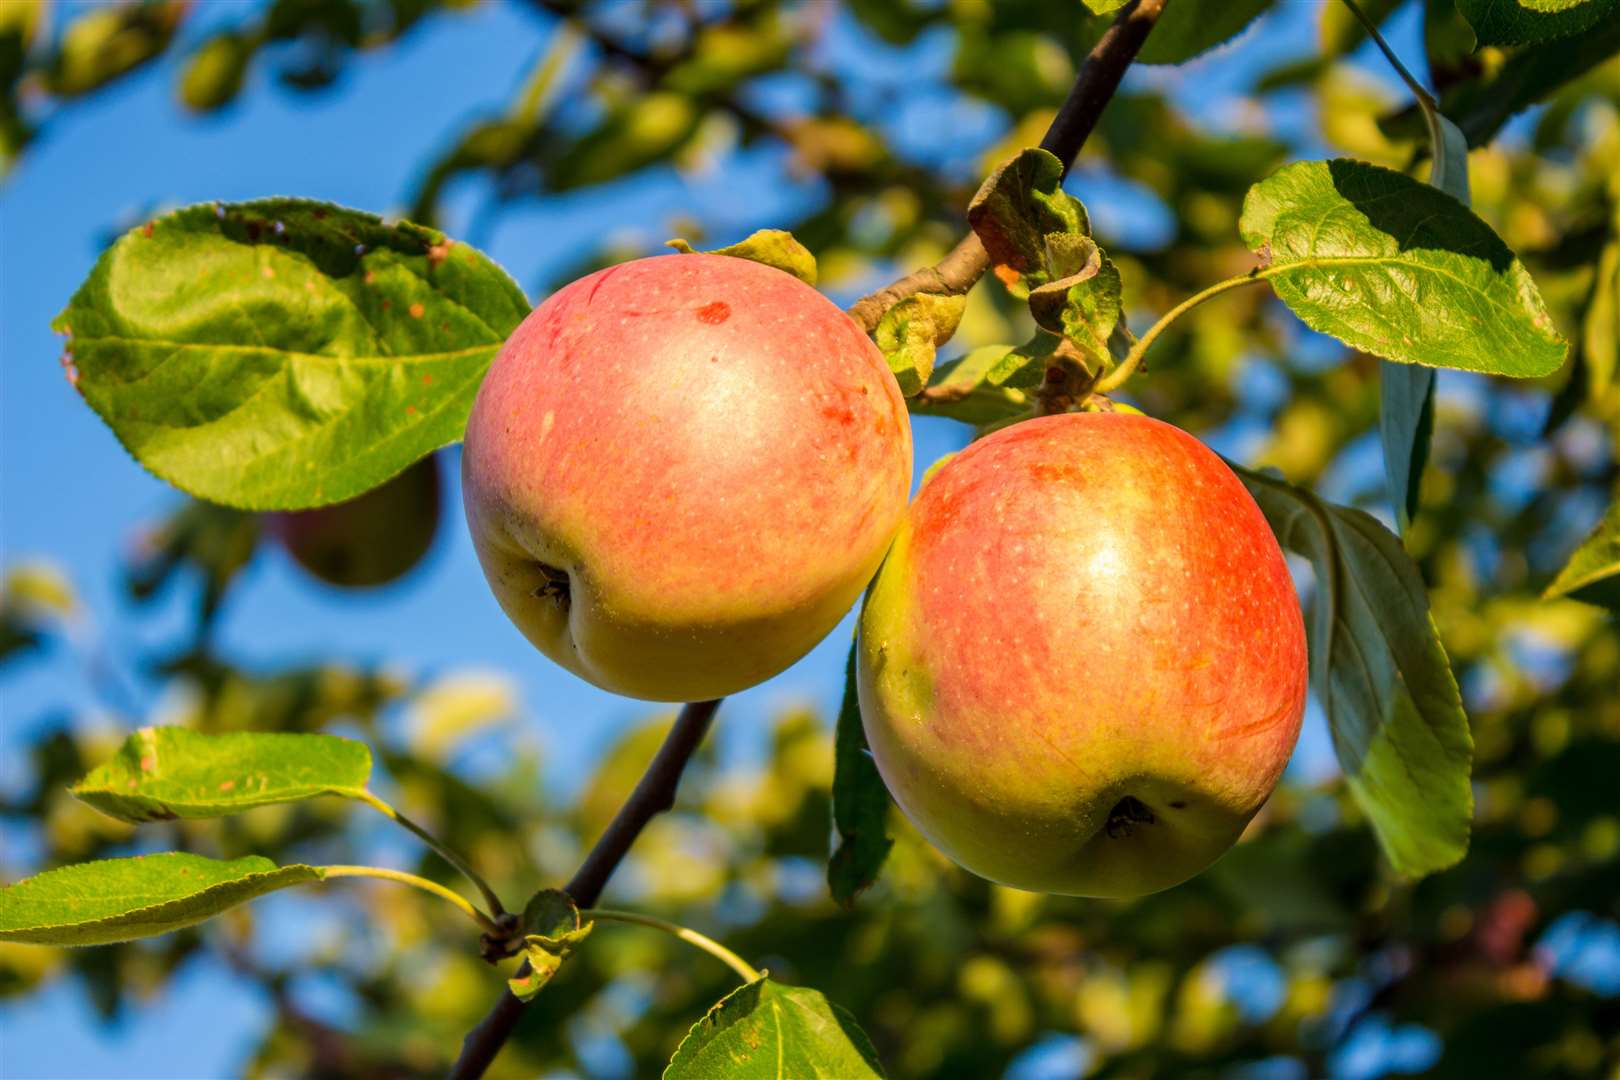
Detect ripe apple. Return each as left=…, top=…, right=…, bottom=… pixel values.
left=269, top=455, right=441, bottom=588
left=462, top=253, right=912, bottom=702
left=858, top=412, right=1306, bottom=898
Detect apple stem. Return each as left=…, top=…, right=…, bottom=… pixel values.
left=1091, top=270, right=1271, bottom=396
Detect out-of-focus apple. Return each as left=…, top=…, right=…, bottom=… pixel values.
left=270, top=455, right=441, bottom=588
left=462, top=253, right=912, bottom=702
left=858, top=412, right=1305, bottom=898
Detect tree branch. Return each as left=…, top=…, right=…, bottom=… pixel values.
left=449, top=699, right=722, bottom=1080
left=846, top=0, right=1169, bottom=333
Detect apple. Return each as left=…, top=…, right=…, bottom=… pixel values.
left=462, top=253, right=912, bottom=702
left=857, top=412, right=1306, bottom=898
left=270, top=455, right=441, bottom=588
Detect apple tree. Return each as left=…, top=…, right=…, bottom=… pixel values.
left=2, top=0, right=1618, bottom=1077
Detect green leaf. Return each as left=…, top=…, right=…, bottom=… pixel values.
left=1543, top=494, right=1620, bottom=610
left=1357, top=24, right=1468, bottom=535
left=1136, top=0, right=1274, bottom=65
left=1584, top=229, right=1619, bottom=409
left=1238, top=466, right=1473, bottom=878
left=1384, top=20, right=1620, bottom=149
left=1379, top=363, right=1436, bottom=532
left=1455, top=0, right=1620, bottom=45
left=667, top=229, right=817, bottom=286
left=909, top=340, right=1049, bottom=427
left=54, top=199, right=529, bottom=510
left=967, top=148, right=1089, bottom=297
left=178, top=32, right=253, bottom=113
left=1241, top=159, right=1566, bottom=377
left=665, top=977, right=886, bottom=1079
left=44, top=2, right=182, bottom=97
left=829, top=644, right=892, bottom=906
left=874, top=293, right=967, bottom=396
left=508, top=888, right=593, bottom=1002
left=70, top=727, right=373, bottom=824
left=548, top=92, right=700, bottom=191
left=1081, top=0, right=1131, bottom=12
left=1027, top=234, right=1122, bottom=367
left=0, top=853, right=323, bottom=946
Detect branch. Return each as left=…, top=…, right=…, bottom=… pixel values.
left=846, top=0, right=1170, bottom=333
left=449, top=699, right=722, bottom=1080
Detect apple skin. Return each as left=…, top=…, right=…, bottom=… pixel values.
left=857, top=412, right=1306, bottom=898
left=462, top=253, right=912, bottom=702
left=270, top=454, right=441, bottom=588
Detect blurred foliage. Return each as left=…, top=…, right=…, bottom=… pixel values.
left=4, top=1, right=1620, bottom=1078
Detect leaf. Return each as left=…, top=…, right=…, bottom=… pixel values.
left=1081, top=0, right=1131, bottom=12
left=967, top=148, right=1088, bottom=296
left=0, top=853, right=323, bottom=946
left=178, top=32, right=254, bottom=113
left=665, top=977, right=886, bottom=1079
left=1455, top=0, right=1620, bottom=45
left=44, top=2, right=183, bottom=97
left=829, top=644, right=892, bottom=906
left=873, top=293, right=967, bottom=396
left=1241, top=159, right=1566, bottom=377
left=55, top=199, right=529, bottom=510
left=667, top=229, right=817, bottom=286
left=1543, top=494, right=1620, bottom=610
left=1027, top=234, right=1122, bottom=367
left=909, top=341, right=1048, bottom=427
left=1237, top=466, right=1473, bottom=878
left=70, top=727, right=373, bottom=824
left=1383, top=20, right=1620, bottom=149
left=508, top=888, right=593, bottom=1002
left=548, top=92, right=700, bottom=191
left=1136, top=0, right=1274, bottom=65
left=1355, top=20, right=1468, bottom=534
left=1584, top=230, right=1619, bottom=409
left=1379, top=363, right=1436, bottom=531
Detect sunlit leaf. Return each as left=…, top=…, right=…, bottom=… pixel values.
left=70, top=727, right=373, bottom=823
left=1027, top=234, right=1122, bottom=368
left=1241, top=159, right=1566, bottom=377
left=967, top=148, right=1088, bottom=297
left=508, top=889, right=593, bottom=1002
left=665, top=977, right=886, bottom=1079
left=1543, top=494, right=1620, bottom=610
left=667, top=229, right=817, bottom=286
left=54, top=199, right=529, bottom=510
left=0, top=854, right=323, bottom=946
left=1238, top=466, right=1473, bottom=877
left=874, top=293, right=967, bottom=396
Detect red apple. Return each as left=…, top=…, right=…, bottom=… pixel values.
left=270, top=455, right=441, bottom=588
left=858, top=412, right=1306, bottom=897
left=462, top=253, right=912, bottom=702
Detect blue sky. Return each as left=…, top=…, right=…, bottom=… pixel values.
left=0, top=2, right=1415, bottom=1075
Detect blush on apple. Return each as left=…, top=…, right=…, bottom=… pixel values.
left=858, top=412, right=1306, bottom=898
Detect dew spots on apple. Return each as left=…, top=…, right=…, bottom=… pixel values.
left=695, top=301, right=730, bottom=325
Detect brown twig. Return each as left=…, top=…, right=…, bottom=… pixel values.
left=846, top=0, right=1170, bottom=333
left=449, top=700, right=722, bottom=1079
